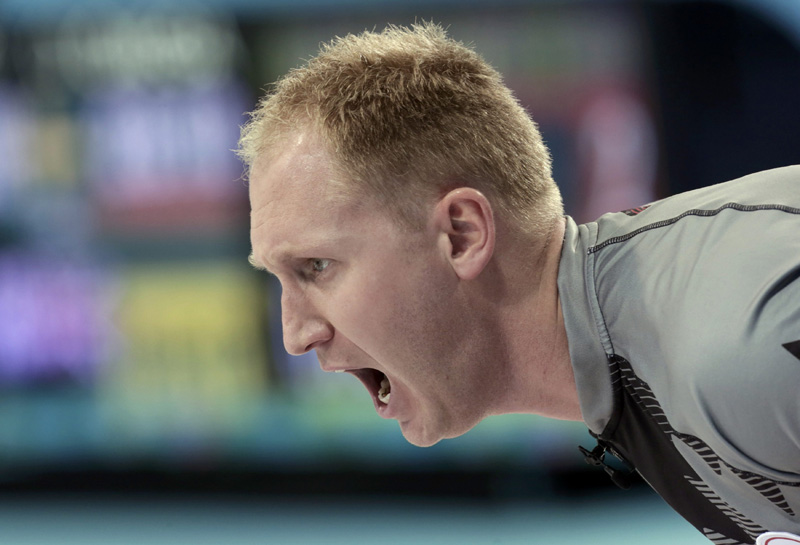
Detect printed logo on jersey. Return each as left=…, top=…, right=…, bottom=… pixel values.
left=756, top=531, right=800, bottom=545
left=620, top=204, right=651, bottom=216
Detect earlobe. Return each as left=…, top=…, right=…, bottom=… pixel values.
left=434, top=188, right=496, bottom=280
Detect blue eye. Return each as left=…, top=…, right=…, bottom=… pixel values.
left=302, top=258, right=331, bottom=280
left=310, top=259, right=330, bottom=273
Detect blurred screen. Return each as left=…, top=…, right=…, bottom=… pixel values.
left=0, top=2, right=656, bottom=480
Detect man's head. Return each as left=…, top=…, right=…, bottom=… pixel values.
left=243, top=23, right=568, bottom=447
left=238, top=22, right=562, bottom=236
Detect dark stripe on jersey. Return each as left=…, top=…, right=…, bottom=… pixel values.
left=588, top=202, right=800, bottom=254
left=784, top=340, right=800, bottom=360
left=598, top=355, right=800, bottom=544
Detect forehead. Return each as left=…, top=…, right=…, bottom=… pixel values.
left=250, top=133, right=357, bottom=225
left=248, top=132, right=379, bottom=265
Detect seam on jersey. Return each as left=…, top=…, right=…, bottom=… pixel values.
left=588, top=202, right=800, bottom=254
left=585, top=228, right=615, bottom=357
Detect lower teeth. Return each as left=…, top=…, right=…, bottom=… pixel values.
left=377, top=376, right=391, bottom=404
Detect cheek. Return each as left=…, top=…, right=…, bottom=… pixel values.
left=338, top=267, right=437, bottom=354
left=357, top=286, right=421, bottom=346
left=337, top=247, right=459, bottom=364
left=375, top=274, right=457, bottom=367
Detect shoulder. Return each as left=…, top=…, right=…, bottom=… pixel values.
left=590, top=165, right=800, bottom=254
left=588, top=166, right=800, bottom=472
left=588, top=166, right=800, bottom=328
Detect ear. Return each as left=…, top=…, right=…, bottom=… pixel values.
left=432, top=188, right=496, bottom=281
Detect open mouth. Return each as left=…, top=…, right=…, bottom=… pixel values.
left=349, top=368, right=391, bottom=405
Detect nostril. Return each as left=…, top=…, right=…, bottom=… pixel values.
left=283, top=320, right=333, bottom=356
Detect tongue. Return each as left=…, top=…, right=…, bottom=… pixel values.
left=377, top=375, right=391, bottom=404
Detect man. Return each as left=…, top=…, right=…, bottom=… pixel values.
left=239, top=23, right=800, bottom=545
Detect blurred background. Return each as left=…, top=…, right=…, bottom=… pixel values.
left=0, top=0, right=798, bottom=543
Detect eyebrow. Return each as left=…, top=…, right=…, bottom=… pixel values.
left=247, top=252, right=273, bottom=275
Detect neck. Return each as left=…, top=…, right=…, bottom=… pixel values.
left=492, top=217, right=582, bottom=421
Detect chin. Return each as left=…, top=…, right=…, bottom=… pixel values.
left=399, top=418, right=473, bottom=448
left=399, top=421, right=443, bottom=448
left=402, top=434, right=442, bottom=448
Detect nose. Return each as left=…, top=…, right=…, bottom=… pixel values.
left=280, top=287, right=333, bottom=355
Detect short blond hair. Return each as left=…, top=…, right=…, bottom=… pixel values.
left=238, top=22, right=562, bottom=235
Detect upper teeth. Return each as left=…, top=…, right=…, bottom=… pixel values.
left=378, top=376, right=391, bottom=404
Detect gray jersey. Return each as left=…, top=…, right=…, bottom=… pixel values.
left=558, top=166, right=800, bottom=544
